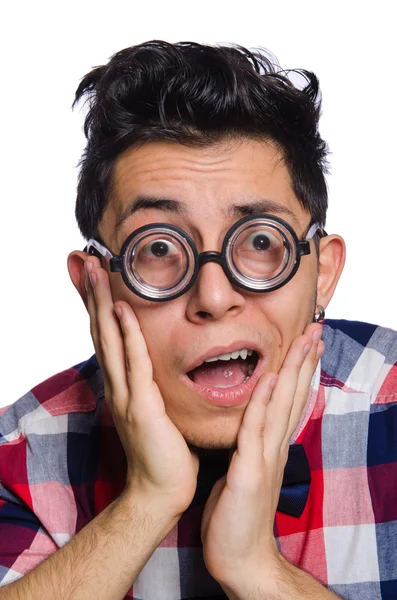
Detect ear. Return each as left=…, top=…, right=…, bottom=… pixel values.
left=316, top=234, right=346, bottom=310
left=67, top=250, right=90, bottom=310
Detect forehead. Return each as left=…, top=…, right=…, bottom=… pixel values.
left=101, top=138, right=309, bottom=241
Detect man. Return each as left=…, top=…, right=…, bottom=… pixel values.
left=0, top=41, right=396, bottom=600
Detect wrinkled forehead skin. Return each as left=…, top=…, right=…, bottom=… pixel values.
left=99, top=138, right=311, bottom=249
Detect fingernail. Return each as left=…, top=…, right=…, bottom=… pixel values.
left=89, top=272, right=97, bottom=287
left=303, top=343, right=312, bottom=356
left=114, top=306, right=123, bottom=319
left=85, top=261, right=93, bottom=274
left=312, top=328, right=322, bottom=343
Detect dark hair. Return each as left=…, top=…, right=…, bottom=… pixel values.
left=74, top=40, right=329, bottom=240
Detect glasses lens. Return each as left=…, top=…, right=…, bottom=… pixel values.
left=132, top=233, right=188, bottom=287
left=226, top=218, right=297, bottom=291
left=123, top=227, right=196, bottom=299
left=233, top=225, right=287, bottom=279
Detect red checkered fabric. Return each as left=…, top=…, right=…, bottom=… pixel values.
left=2, top=319, right=397, bottom=599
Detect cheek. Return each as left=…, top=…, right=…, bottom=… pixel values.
left=108, top=271, right=176, bottom=355
left=138, top=318, right=176, bottom=370
left=253, top=273, right=316, bottom=369
left=115, top=289, right=181, bottom=376
left=275, top=260, right=317, bottom=321
left=108, top=273, right=130, bottom=303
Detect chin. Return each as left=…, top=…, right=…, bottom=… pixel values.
left=181, top=423, right=239, bottom=451
left=162, top=387, right=245, bottom=449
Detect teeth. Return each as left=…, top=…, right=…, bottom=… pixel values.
left=217, top=352, right=232, bottom=360
left=204, top=348, right=253, bottom=363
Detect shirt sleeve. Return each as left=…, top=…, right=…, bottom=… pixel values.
left=0, top=474, right=58, bottom=586
left=0, top=478, right=59, bottom=587
left=0, top=359, right=101, bottom=588
left=0, top=419, right=61, bottom=589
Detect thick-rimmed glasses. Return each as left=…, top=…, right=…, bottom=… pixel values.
left=85, top=214, right=326, bottom=302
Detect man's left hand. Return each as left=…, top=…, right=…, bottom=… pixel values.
left=200, top=323, right=324, bottom=598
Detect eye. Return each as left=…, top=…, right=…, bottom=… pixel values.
left=141, top=239, right=179, bottom=258
left=244, top=231, right=280, bottom=252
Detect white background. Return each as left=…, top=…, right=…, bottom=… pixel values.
left=1, top=1, right=396, bottom=407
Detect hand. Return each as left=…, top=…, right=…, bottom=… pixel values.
left=84, top=258, right=199, bottom=519
left=200, top=323, right=324, bottom=595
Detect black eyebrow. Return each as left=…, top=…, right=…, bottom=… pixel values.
left=115, top=196, right=188, bottom=231
left=227, top=200, right=300, bottom=225
left=115, top=195, right=300, bottom=231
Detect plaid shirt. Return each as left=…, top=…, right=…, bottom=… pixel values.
left=1, top=319, right=397, bottom=599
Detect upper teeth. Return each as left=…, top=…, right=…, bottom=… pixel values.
left=204, top=348, right=254, bottom=362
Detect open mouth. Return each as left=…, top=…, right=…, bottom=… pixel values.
left=186, top=349, right=259, bottom=389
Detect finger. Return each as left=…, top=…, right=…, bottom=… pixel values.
left=113, top=301, right=163, bottom=412
left=237, top=374, right=278, bottom=465
left=84, top=260, right=105, bottom=372
left=87, top=260, right=129, bottom=403
left=84, top=259, right=114, bottom=401
left=84, top=260, right=99, bottom=347
left=262, top=334, right=313, bottom=452
left=286, top=325, right=323, bottom=441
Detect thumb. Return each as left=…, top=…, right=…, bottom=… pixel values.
left=201, top=475, right=226, bottom=538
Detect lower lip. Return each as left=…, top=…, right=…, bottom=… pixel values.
left=181, top=359, right=263, bottom=407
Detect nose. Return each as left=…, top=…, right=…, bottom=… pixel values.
left=185, top=259, right=246, bottom=323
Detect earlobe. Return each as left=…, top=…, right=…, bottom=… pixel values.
left=316, top=234, right=346, bottom=310
left=67, top=251, right=89, bottom=309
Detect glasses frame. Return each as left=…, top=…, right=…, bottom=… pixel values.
left=85, top=214, right=326, bottom=302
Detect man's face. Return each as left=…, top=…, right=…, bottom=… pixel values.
left=98, top=138, right=319, bottom=450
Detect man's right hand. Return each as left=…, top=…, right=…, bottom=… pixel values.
left=0, top=256, right=198, bottom=600
left=84, top=257, right=200, bottom=521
